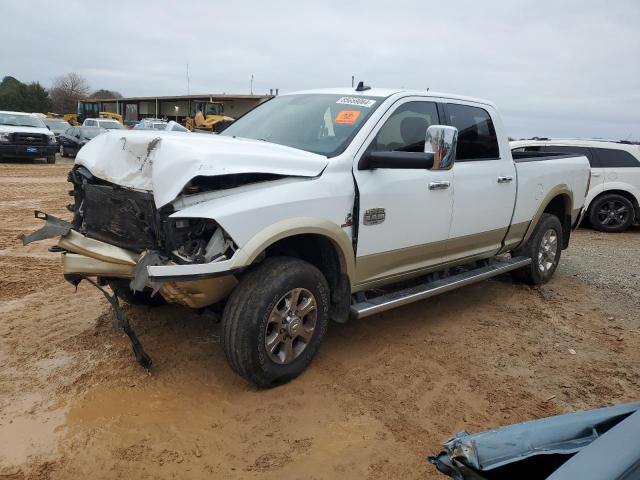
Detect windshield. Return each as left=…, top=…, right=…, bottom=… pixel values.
left=0, top=112, right=45, bottom=128
left=98, top=121, right=124, bottom=129
left=80, top=127, right=102, bottom=139
left=152, top=123, right=167, bottom=130
left=220, top=94, right=383, bottom=157
left=44, top=119, right=70, bottom=129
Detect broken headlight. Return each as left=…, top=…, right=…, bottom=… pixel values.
left=164, top=217, right=235, bottom=264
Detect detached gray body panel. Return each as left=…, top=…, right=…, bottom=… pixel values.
left=429, top=402, right=640, bottom=480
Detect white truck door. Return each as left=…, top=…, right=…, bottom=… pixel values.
left=353, top=98, right=453, bottom=286
left=445, top=103, right=516, bottom=259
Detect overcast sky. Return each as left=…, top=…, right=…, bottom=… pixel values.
left=2, top=0, right=638, bottom=139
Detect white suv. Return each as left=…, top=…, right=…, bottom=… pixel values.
left=82, top=118, right=124, bottom=130
left=511, top=139, right=640, bottom=232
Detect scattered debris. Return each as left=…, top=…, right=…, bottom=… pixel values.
left=568, top=349, right=576, bottom=355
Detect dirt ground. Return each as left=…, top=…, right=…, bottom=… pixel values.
left=1, top=158, right=639, bottom=479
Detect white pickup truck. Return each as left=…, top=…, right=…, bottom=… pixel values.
left=23, top=86, right=591, bottom=387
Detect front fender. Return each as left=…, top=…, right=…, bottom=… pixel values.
left=235, top=217, right=355, bottom=279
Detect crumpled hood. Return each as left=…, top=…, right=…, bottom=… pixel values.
left=75, top=130, right=329, bottom=208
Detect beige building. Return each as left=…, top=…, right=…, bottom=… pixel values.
left=85, top=93, right=273, bottom=124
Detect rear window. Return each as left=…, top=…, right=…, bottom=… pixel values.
left=592, top=148, right=639, bottom=167
left=445, top=104, right=499, bottom=160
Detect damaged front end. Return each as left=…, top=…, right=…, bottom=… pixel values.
left=23, top=165, right=240, bottom=310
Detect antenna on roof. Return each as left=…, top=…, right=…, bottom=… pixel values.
left=355, top=81, right=371, bottom=92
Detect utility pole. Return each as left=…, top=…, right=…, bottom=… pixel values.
left=186, top=63, right=190, bottom=96
left=351, top=75, right=354, bottom=88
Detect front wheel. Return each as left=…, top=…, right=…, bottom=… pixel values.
left=511, top=213, right=563, bottom=285
left=46, top=154, right=56, bottom=164
left=588, top=194, right=634, bottom=233
left=222, top=257, right=329, bottom=388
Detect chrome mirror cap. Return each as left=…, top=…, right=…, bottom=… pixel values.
left=425, top=125, right=458, bottom=170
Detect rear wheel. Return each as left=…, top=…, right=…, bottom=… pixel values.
left=511, top=213, right=563, bottom=285
left=46, top=154, right=56, bottom=164
left=588, top=193, right=634, bottom=233
left=222, top=257, right=329, bottom=388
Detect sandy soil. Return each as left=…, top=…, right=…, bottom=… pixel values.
left=0, top=158, right=638, bottom=479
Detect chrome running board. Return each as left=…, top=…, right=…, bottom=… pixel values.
left=350, top=256, right=531, bottom=319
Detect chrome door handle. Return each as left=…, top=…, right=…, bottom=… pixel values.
left=428, top=181, right=451, bottom=190
left=497, top=176, right=514, bottom=183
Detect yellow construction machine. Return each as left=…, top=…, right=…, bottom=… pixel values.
left=185, top=101, right=234, bottom=132
left=47, top=112, right=79, bottom=126
left=99, top=111, right=123, bottom=123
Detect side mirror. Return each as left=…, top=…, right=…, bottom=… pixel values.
left=425, top=125, right=458, bottom=170
left=361, top=151, right=434, bottom=170
left=46, top=125, right=51, bottom=130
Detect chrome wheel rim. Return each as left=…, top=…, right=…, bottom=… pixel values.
left=597, top=200, right=629, bottom=227
left=537, top=228, right=558, bottom=273
left=264, top=288, right=317, bottom=365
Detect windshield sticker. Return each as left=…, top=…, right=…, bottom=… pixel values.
left=336, top=97, right=376, bottom=108
left=335, top=110, right=361, bottom=125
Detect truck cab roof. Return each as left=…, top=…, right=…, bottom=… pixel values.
left=283, top=87, right=496, bottom=108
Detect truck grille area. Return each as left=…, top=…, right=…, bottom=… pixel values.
left=68, top=166, right=219, bottom=261
left=82, top=183, right=161, bottom=251
left=13, top=133, right=48, bottom=145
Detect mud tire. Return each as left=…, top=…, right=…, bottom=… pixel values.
left=222, top=257, right=329, bottom=388
left=511, top=213, right=563, bottom=285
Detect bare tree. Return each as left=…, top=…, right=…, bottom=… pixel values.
left=49, top=72, right=90, bottom=113
left=90, top=89, right=123, bottom=99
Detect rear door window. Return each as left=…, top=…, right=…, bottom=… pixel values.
left=591, top=148, right=640, bottom=167
left=445, top=104, right=499, bottom=160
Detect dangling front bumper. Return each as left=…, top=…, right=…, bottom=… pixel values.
left=21, top=211, right=238, bottom=309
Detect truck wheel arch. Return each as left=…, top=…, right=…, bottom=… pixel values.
left=234, top=219, right=355, bottom=323
left=520, top=187, right=573, bottom=249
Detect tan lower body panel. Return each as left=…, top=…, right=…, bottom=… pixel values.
left=354, top=226, right=521, bottom=291
left=498, top=221, right=529, bottom=253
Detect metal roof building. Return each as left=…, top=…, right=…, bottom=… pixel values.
left=84, top=93, right=273, bottom=123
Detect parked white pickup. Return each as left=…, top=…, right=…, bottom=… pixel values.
left=25, top=87, right=591, bottom=386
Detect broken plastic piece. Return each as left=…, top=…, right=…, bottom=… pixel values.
left=130, top=250, right=167, bottom=293
left=18, top=211, right=72, bottom=245
left=68, top=274, right=152, bottom=370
